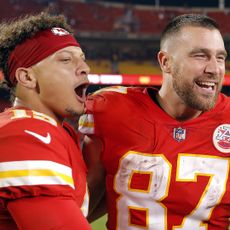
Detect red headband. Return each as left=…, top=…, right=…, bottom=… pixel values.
left=8, top=27, right=80, bottom=84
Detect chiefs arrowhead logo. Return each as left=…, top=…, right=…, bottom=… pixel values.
left=213, top=124, right=230, bottom=153
left=51, top=27, right=70, bottom=36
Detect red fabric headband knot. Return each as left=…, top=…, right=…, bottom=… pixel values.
left=8, top=27, right=80, bottom=84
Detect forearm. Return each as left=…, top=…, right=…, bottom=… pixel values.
left=8, top=196, right=92, bottom=230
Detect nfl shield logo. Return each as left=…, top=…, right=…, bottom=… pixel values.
left=173, top=127, right=186, bottom=142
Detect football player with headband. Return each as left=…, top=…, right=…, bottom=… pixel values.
left=0, top=12, right=91, bottom=229
left=79, top=14, right=230, bottom=229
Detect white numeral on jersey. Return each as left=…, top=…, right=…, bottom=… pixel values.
left=114, top=151, right=229, bottom=230
left=174, top=154, right=229, bottom=230
left=114, top=151, right=171, bottom=229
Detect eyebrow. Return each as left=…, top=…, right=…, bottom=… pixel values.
left=56, top=49, right=86, bottom=58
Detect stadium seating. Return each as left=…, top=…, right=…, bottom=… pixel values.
left=1, top=0, right=230, bottom=35
left=0, top=0, right=230, bottom=76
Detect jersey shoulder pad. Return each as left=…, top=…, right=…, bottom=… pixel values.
left=91, top=86, right=128, bottom=96
left=0, top=108, right=57, bottom=128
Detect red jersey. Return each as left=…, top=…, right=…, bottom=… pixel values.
left=79, top=86, right=230, bottom=230
left=0, top=108, right=89, bottom=229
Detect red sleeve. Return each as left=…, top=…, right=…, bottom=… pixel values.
left=0, top=117, right=78, bottom=205
left=8, top=196, right=92, bottom=230
left=80, top=87, right=126, bottom=137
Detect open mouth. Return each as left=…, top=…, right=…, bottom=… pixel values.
left=74, top=83, right=88, bottom=101
left=195, top=81, right=216, bottom=91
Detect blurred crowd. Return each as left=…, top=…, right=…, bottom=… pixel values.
left=1, top=0, right=230, bottom=64
left=1, top=0, right=230, bottom=107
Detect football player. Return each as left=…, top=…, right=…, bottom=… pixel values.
left=80, top=14, right=230, bottom=230
left=0, top=12, right=91, bottom=229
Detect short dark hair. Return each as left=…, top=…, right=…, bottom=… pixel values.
left=0, top=12, right=74, bottom=86
left=160, top=14, right=220, bottom=48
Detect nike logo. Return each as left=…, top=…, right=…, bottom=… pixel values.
left=24, top=130, right=51, bottom=144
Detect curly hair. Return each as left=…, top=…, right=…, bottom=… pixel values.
left=0, top=12, right=74, bottom=86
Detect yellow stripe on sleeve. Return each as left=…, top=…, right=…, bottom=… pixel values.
left=0, top=160, right=74, bottom=189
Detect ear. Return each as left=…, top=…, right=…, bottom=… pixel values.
left=157, top=51, right=171, bottom=73
left=15, top=68, right=37, bottom=89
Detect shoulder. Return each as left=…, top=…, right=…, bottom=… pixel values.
left=0, top=108, right=57, bottom=129
left=0, top=109, right=60, bottom=145
left=86, top=86, right=146, bottom=112
left=0, top=109, right=79, bottom=205
left=216, top=93, right=230, bottom=112
left=89, top=85, right=145, bottom=98
left=79, top=87, right=154, bottom=135
left=0, top=109, right=72, bottom=163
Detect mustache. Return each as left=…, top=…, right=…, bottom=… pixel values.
left=195, top=74, right=220, bottom=82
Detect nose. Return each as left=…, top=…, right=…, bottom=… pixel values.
left=204, top=56, right=220, bottom=75
left=76, top=61, right=90, bottom=77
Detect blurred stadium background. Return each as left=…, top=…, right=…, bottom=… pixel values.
left=0, top=0, right=230, bottom=228
left=1, top=0, right=230, bottom=109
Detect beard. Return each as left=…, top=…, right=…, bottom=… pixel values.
left=172, top=66, right=222, bottom=112
left=65, top=107, right=82, bottom=117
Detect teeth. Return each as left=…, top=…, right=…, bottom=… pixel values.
left=196, top=81, right=216, bottom=91
left=198, top=82, right=215, bottom=87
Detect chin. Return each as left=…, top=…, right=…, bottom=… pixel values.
left=66, top=106, right=85, bottom=117
left=76, top=104, right=86, bottom=115
left=194, top=98, right=216, bottom=111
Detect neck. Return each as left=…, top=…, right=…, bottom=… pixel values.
left=156, top=91, right=202, bottom=121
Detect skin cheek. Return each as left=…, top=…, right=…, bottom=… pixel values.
left=36, top=69, right=74, bottom=115
left=175, top=58, right=207, bottom=86
left=36, top=61, right=74, bottom=94
left=34, top=53, right=87, bottom=111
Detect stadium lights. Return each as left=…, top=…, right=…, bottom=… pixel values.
left=88, top=74, right=230, bottom=85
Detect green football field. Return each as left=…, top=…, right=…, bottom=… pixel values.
left=91, top=214, right=107, bottom=230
